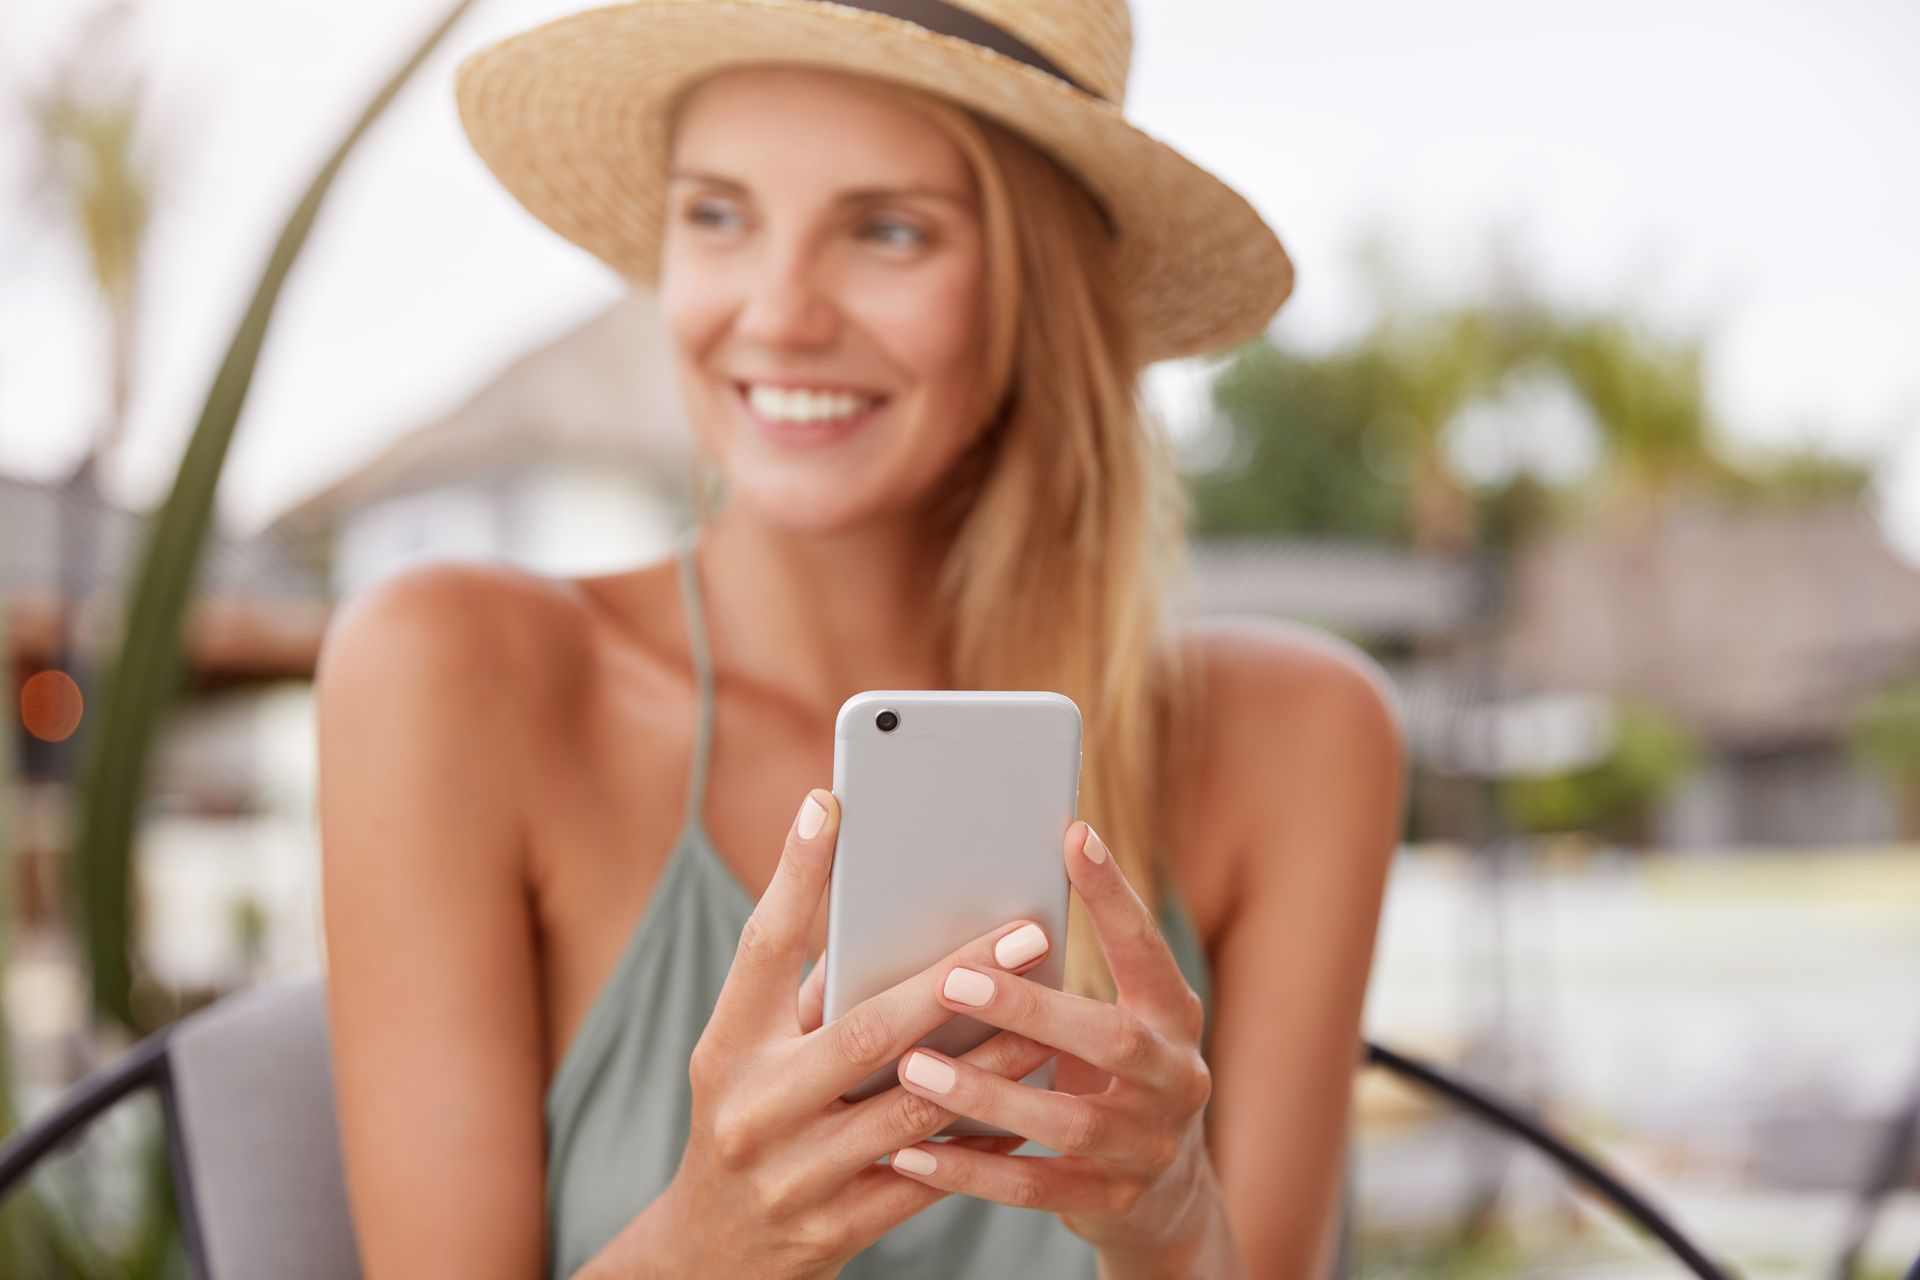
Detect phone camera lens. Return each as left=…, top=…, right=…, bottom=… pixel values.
left=875, top=709, right=900, bottom=733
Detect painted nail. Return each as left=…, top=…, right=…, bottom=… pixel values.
left=796, top=792, right=827, bottom=840
left=1083, top=824, right=1109, bottom=864
left=903, top=1051, right=956, bottom=1094
left=993, top=923, right=1048, bottom=969
left=892, top=1146, right=937, bottom=1175
left=943, top=967, right=995, bottom=1007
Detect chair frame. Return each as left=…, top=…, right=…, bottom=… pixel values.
left=1360, top=1041, right=1733, bottom=1279
left=0, top=1022, right=213, bottom=1274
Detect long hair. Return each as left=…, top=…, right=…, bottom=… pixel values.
left=682, top=74, right=1204, bottom=1001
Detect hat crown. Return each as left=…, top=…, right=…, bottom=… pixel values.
left=952, top=0, right=1132, bottom=104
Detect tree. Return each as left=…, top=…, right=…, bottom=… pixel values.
left=1185, top=253, right=1879, bottom=549
left=1846, top=675, right=1920, bottom=838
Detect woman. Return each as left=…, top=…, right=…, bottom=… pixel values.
left=317, top=1, right=1406, bottom=1277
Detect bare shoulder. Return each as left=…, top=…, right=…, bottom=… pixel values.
left=1176, top=618, right=1407, bottom=910
left=319, top=557, right=581, bottom=684
left=1185, top=617, right=1405, bottom=754
left=313, top=557, right=599, bottom=874
left=316, top=558, right=589, bottom=743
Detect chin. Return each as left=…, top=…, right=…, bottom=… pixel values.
left=723, top=469, right=906, bottom=534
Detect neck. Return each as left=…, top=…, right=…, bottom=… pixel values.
left=695, top=503, right=953, bottom=720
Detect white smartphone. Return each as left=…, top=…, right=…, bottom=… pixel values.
left=823, top=690, right=1080, bottom=1138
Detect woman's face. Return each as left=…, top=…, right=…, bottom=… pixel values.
left=660, top=67, right=990, bottom=532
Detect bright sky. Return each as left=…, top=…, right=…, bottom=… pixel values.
left=2, top=0, right=1916, bottom=557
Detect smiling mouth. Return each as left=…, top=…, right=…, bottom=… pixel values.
left=734, top=380, right=890, bottom=427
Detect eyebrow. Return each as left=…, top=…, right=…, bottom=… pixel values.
left=666, top=168, right=975, bottom=208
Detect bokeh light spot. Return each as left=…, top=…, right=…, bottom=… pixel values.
left=21, top=670, right=84, bottom=743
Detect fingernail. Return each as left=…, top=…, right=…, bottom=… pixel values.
left=903, top=1052, right=955, bottom=1094
left=796, top=792, right=827, bottom=841
left=1083, top=824, right=1108, bottom=864
left=993, top=923, right=1048, bottom=969
left=892, top=1146, right=937, bottom=1175
left=943, top=967, right=995, bottom=1006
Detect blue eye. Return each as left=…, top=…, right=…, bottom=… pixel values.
left=863, top=218, right=927, bottom=248
left=686, top=199, right=743, bottom=231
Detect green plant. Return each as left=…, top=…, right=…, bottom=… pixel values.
left=0, top=2, right=476, bottom=1270
left=1184, top=236, right=1882, bottom=554
left=1497, top=699, right=1701, bottom=844
left=1355, top=1222, right=1533, bottom=1279
left=0, top=1095, right=189, bottom=1279
left=1845, top=675, right=1920, bottom=837
left=67, top=0, right=478, bottom=1032
left=1846, top=675, right=1920, bottom=779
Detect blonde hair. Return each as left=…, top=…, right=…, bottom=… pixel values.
left=677, top=71, right=1204, bottom=1001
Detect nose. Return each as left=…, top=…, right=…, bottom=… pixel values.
left=735, top=231, right=840, bottom=351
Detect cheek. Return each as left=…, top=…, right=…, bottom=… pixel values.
left=659, top=248, right=727, bottom=353
left=856, top=257, right=986, bottom=395
left=659, top=255, right=735, bottom=421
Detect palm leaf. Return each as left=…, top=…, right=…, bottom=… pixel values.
left=70, top=0, right=479, bottom=1027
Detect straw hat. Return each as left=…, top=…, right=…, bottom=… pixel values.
left=455, top=0, right=1294, bottom=364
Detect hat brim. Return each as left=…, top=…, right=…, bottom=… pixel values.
left=455, top=0, right=1293, bottom=364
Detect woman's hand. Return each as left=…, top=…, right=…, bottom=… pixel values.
left=881, top=821, right=1242, bottom=1279
left=586, top=788, right=1059, bottom=1280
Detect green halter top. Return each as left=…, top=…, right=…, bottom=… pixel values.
left=542, top=533, right=1215, bottom=1279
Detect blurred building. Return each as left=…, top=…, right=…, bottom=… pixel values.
left=1175, top=534, right=1584, bottom=776
left=270, top=291, right=700, bottom=597
left=2, top=465, right=330, bottom=1071
left=2, top=470, right=329, bottom=689
left=1502, top=498, right=1920, bottom=848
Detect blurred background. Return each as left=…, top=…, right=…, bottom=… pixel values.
left=3, top=0, right=1918, bottom=1275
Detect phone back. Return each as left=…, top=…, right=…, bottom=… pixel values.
left=825, top=690, right=1080, bottom=1126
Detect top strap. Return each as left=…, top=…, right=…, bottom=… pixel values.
left=674, top=530, right=715, bottom=838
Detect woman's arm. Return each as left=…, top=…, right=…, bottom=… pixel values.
left=1199, top=622, right=1408, bottom=1278
left=317, top=562, right=555, bottom=1278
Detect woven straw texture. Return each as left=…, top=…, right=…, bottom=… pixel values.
left=455, top=0, right=1293, bottom=364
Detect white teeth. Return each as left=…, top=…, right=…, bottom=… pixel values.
left=745, top=383, right=880, bottom=424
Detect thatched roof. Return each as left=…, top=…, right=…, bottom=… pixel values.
left=268, top=292, right=695, bottom=531
left=1499, top=497, right=1920, bottom=748
left=0, top=470, right=323, bottom=602
left=1184, top=536, right=1490, bottom=642
left=0, top=468, right=329, bottom=674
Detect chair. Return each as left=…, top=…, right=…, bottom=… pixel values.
left=0, top=975, right=362, bottom=1280
left=0, top=974, right=1736, bottom=1279
left=1360, top=1041, right=1734, bottom=1279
